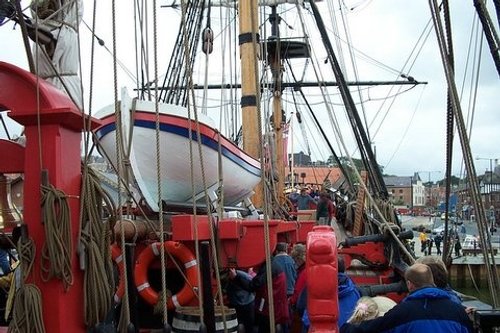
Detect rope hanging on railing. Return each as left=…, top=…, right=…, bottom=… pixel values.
left=80, top=166, right=116, bottom=327
left=8, top=236, right=46, bottom=333
left=40, top=184, right=73, bottom=291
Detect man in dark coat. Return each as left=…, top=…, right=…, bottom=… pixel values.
left=226, top=270, right=256, bottom=333
left=316, top=192, right=335, bottom=225
left=340, top=263, right=472, bottom=333
left=434, top=233, right=443, bottom=255
left=230, top=259, right=289, bottom=333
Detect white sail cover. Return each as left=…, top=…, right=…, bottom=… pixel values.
left=31, top=0, right=83, bottom=110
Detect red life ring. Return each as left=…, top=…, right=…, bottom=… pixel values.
left=134, top=241, right=198, bottom=310
left=111, top=244, right=126, bottom=303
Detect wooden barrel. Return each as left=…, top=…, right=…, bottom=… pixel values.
left=172, top=306, right=238, bottom=333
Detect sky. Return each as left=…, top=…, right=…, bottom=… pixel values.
left=1, top=0, right=499, bottom=183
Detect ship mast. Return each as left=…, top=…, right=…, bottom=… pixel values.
left=239, top=0, right=264, bottom=206
left=265, top=5, right=311, bottom=205
left=269, top=6, right=285, bottom=204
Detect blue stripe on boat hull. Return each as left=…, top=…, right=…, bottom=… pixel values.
left=95, top=120, right=261, bottom=177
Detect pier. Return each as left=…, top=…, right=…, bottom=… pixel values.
left=401, top=215, right=500, bottom=296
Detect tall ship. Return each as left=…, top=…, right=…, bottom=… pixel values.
left=0, top=0, right=499, bottom=332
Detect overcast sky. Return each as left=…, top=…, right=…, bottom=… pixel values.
left=1, top=0, right=499, bottom=183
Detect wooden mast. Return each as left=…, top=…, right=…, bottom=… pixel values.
left=239, top=0, right=263, bottom=207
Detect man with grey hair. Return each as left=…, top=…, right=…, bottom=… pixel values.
left=340, top=263, right=473, bottom=333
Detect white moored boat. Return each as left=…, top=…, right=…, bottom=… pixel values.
left=94, top=90, right=261, bottom=212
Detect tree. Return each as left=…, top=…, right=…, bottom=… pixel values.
left=437, top=176, right=461, bottom=186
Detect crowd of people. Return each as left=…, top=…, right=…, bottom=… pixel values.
left=225, top=241, right=474, bottom=333
left=340, top=262, right=472, bottom=333
left=227, top=242, right=306, bottom=333
left=288, top=186, right=336, bottom=226
left=419, top=231, right=443, bottom=255
left=419, top=230, right=465, bottom=257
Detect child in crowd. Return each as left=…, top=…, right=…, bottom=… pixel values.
left=347, top=296, right=397, bottom=324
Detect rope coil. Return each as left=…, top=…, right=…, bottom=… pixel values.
left=80, top=166, right=116, bottom=327
left=9, top=237, right=46, bottom=333
left=40, top=184, right=73, bottom=291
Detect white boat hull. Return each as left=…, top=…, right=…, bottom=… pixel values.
left=94, top=91, right=261, bottom=211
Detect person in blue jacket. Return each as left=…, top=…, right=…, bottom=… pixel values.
left=337, top=257, right=361, bottom=327
left=340, top=263, right=473, bottom=333
left=273, top=242, right=297, bottom=297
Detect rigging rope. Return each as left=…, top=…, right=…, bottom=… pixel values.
left=293, top=1, right=413, bottom=261
left=429, top=0, right=500, bottom=307
left=152, top=0, right=171, bottom=328
left=310, top=0, right=388, bottom=200
left=109, top=0, right=132, bottom=330
left=182, top=0, right=230, bottom=325
left=180, top=0, right=205, bottom=322
left=254, top=4, right=277, bottom=332
left=77, top=0, right=117, bottom=327
left=40, top=183, right=74, bottom=291
left=336, top=0, right=371, bottom=143
left=9, top=236, right=45, bottom=333
left=159, top=0, right=206, bottom=105
left=473, top=0, right=500, bottom=77
left=80, top=166, right=116, bottom=327
left=441, top=0, right=456, bottom=266
left=294, top=2, right=354, bottom=194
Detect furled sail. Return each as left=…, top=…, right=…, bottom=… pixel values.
left=31, top=0, right=83, bottom=110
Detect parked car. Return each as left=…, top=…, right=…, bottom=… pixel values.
left=432, top=223, right=459, bottom=237
left=440, top=212, right=460, bottom=223
left=462, top=235, right=479, bottom=250
left=432, top=225, right=446, bottom=234
left=432, top=224, right=451, bottom=234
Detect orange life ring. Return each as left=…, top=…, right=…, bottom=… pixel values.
left=134, top=241, right=198, bottom=310
left=111, top=244, right=126, bottom=303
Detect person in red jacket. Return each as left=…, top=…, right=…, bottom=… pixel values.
left=316, top=192, right=335, bottom=225
left=229, top=258, right=289, bottom=333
